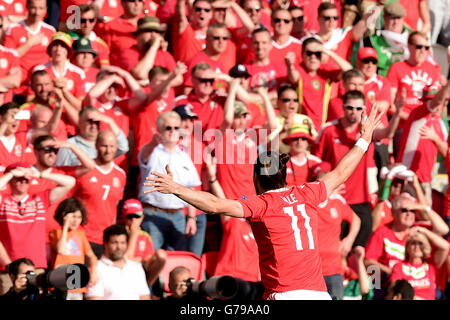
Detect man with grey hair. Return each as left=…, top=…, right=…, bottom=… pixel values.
left=137, top=111, right=201, bottom=252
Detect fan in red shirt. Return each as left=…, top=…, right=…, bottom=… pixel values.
left=116, top=16, right=177, bottom=83
left=289, top=5, right=305, bottom=40
left=244, top=27, right=288, bottom=93
left=388, top=226, right=449, bottom=300
left=0, top=162, right=75, bottom=294
left=3, top=0, right=56, bottom=96
left=72, top=38, right=100, bottom=95
left=286, top=37, right=351, bottom=133
left=144, top=103, right=383, bottom=300
left=101, top=0, right=145, bottom=67
left=72, top=130, right=127, bottom=258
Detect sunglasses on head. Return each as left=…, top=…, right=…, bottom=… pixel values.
left=292, top=16, right=304, bottom=22
left=305, top=50, right=322, bottom=58
left=362, top=58, right=377, bottom=65
left=273, top=18, right=292, bottom=24
left=322, top=15, right=339, bottom=21
left=80, top=18, right=96, bottom=24
left=165, top=126, right=180, bottom=131
left=40, top=146, right=59, bottom=154
left=281, top=98, right=299, bottom=103
left=195, top=7, right=211, bottom=12
left=197, top=78, right=214, bottom=84
left=344, top=105, right=364, bottom=111
left=414, top=44, right=430, bottom=50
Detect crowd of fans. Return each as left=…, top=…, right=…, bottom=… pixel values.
left=0, top=0, right=449, bottom=301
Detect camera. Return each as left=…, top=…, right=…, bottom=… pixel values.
left=186, top=276, right=264, bottom=301
left=25, top=264, right=90, bottom=300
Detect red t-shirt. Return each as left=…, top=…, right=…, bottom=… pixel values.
left=73, top=164, right=126, bottom=244
left=285, top=154, right=322, bottom=187
left=0, top=0, right=27, bottom=17
left=116, top=45, right=176, bottom=74
left=213, top=217, right=260, bottom=282
left=174, top=92, right=226, bottom=132
left=237, top=181, right=328, bottom=298
left=313, top=119, right=375, bottom=204
left=0, top=132, right=35, bottom=174
left=83, top=66, right=99, bottom=94
left=172, top=23, right=206, bottom=64
left=376, top=200, right=393, bottom=231
left=0, top=190, right=50, bottom=270
left=130, top=91, right=175, bottom=166
left=317, top=193, right=354, bottom=276
left=396, top=101, right=448, bottom=183
left=3, top=21, right=56, bottom=93
left=390, top=260, right=436, bottom=300
left=132, top=230, right=155, bottom=263
left=245, top=61, right=288, bottom=93
left=295, top=64, right=341, bottom=132
left=269, top=37, right=303, bottom=67
left=184, top=51, right=228, bottom=90
left=0, top=45, right=20, bottom=103
left=291, top=0, right=342, bottom=33
left=365, top=224, right=407, bottom=269
left=246, top=102, right=267, bottom=128
left=386, top=60, right=441, bottom=126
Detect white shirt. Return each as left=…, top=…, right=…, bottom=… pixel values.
left=86, top=256, right=150, bottom=300
left=138, top=144, right=201, bottom=209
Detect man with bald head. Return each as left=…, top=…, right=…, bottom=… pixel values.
left=72, top=129, right=127, bottom=258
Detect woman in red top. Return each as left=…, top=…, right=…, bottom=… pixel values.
left=388, top=226, right=449, bottom=300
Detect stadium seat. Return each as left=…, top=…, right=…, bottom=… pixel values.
left=157, top=251, right=203, bottom=296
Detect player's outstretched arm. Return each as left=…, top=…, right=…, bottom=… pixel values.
left=319, top=103, right=383, bottom=198
left=143, top=165, right=245, bottom=218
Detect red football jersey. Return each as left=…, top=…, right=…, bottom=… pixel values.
left=390, top=260, right=436, bottom=300
left=285, top=154, right=322, bottom=187
left=237, top=181, right=328, bottom=298
left=0, top=45, right=20, bottom=103
left=0, top=131, right=35, bottom=174
left=115, top=45, right=176, bottom=74
left=184, top=51, right=228, bottom=91
left=172, top=23, right=205, bottom=64
left=245, top=61, right=288, bottom=93
left=269, top=37, right=302, bottom=67
left=73, top=164, right=126, bottom=244
left=317, top=193, right=354, bottom=276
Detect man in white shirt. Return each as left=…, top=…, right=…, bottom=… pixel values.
left=86, top=224, right=150, bottom=300
left=138, top=111, right=201, bottom=251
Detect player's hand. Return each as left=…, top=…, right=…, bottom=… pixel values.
left=144, top=165, right=179, bottom=194
left=359, top=102, right=384, bottom=142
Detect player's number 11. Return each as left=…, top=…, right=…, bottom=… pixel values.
left=283, top=204, right=314, bottom=251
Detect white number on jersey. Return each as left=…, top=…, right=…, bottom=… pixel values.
left=283, top=204, right=314, bottom=251
left=102, top=185, right=110, bottom=200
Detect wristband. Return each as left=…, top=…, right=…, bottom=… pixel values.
left=187, top=216, right=197, bottom=221
left=425, top=206, right=431, bottom=213
left=209, top=178, right=217, bottom=184
left=355, top=138, right=369, bottom=152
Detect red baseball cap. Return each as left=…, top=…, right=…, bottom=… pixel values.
left=122, top=199, right=143, bottom=217
left=357, top=47, right=378, bottom=61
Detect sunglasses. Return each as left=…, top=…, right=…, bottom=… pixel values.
left=344, top=105, right=364, bottom=111
left=414, top=44, right=430, bottom=50
left=400, top=208, right=415, bottom=213
left=80, top=18, right=96, bottom=24
left=245, top=7, right=261, bottom=12
left=273, top=18, right=292, bottom=24
left=321, top=15, right=339, bottom=21
left=212, top=36, right=228, bottom=41
left=14, top=178, right=29, bottom=184
left=165, top=126, right=180, bottom=131
left=197, top=78, right=214, bottom=84
left=292, top=137, right=309, bottom=142
left=292, top=16, right=304, bottom=22
left=281, top=98, right=299, bottom=103
left=195, top=7, right=211, bottom=12
left=362, top=58, right=377, bottom=65
left=305, top=50, right=322, bottom=58
left=18, top=201, right=25, bottom=215
left=40, top=146, right=59, bottom=154
left=87, top=119, right=100, bottom=126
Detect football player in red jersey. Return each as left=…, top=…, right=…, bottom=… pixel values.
left=144, top=103, right=384, bottom=300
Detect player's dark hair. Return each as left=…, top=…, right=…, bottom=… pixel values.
left=103, top=224, right=129, bottom=244
left=318, top=2, right=337, bottom=15
left=301, top=37, right=323, bottom=54
left=7, top=258, right=35, bottom=276
left=343, top=90, right=366, bottom=104
left=277, top=84, right=297, bottom=99
left=54, top=198, right=88, bottom=226
left=252, top=27, right=271, bottom=39
left=342, top=69, right=364, bottom=83
left=254, top=152, right=290, bottom=191
left=149, top=66, right=170, bottom=80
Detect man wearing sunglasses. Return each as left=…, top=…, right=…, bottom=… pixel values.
left=67, top=4, right=110, bottom=68
left=289, top=6, right=305, bottom=40
left=0, top=162, right=76, bottom=295
left=173, top=0, right=213, bottom=64
left=138, top=111, right=201, bottom=252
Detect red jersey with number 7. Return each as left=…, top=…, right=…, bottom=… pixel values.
left=73, top=163, right=126, bottom=244
left=237, top=181, right=328, bottom=298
